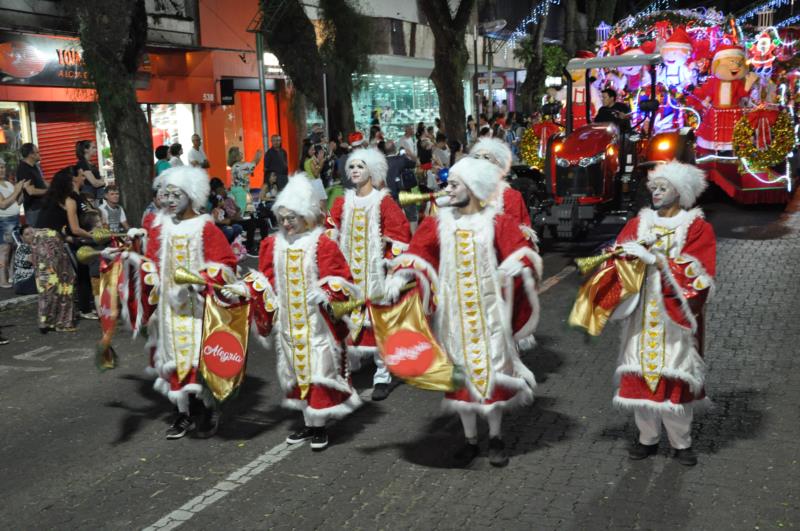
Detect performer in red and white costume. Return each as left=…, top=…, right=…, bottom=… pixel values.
left=130, top=166, right=238, bottom=439
left=692, top=44, right=757, bottom=151
left=232, top=175, right=361, bottom=451
left=469, top=137, right=538, bottom=248
left=610, top=161, right=715, bottom=466
left=386, top=157, right=542, bottom=467
left=326, top=147, right=411, bottom=401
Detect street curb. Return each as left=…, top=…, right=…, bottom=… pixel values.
left=0, top=294, right=37, bottom=311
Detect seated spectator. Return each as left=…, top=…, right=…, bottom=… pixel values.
left=98, top=185, right=129, bottom=232
left=209, top=177, right=248, bottom=247
left=12, top=224, right=36, bottom=295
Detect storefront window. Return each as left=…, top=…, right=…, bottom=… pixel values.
left=0, top=102, right=31, bottom=177
left=146, top=103, right=198, bottom=160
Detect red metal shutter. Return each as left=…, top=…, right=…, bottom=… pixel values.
left=34, top=102, right=98, bottom=180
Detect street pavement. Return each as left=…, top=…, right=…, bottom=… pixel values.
left=0, top=190, right=798, bottom=530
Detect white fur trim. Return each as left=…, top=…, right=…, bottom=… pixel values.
left=281, top=391, right=362, bottom=422
left=272, top=173, right=322, bottom=223
left=615, top=363, right=705, bottom=395
left=449, top=158, right=503, bottom=201
left=161, top=166, right=210, bottom=213
left=613, top=395, right=711, bottom=415
left=470, top=137, right=512, bottom=175
left=647, top=161, right=708, bottom=209
left=347, top=147, right=388, bottom=186
left=659, top=259, right=698, bottom=332
left=388, top=254, right=439, bottom=313
left=441, top=374, right=534, bottom=416
left=678, top=252, right=716, bottom=297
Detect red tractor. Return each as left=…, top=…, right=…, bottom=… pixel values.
left=536, top=53, right=695, bottom=239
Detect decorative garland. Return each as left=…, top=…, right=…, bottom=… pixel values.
left=520, top=124, right=562, bottom=170
left=733, top=110, right=794, bottom=171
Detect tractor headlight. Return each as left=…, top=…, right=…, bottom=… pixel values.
left=556, top=157, right=570, bottom=167
left=578, top=152, right=605, bottom=167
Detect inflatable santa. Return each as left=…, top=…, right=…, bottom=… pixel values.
left=692, top=44, right=757, bottom=151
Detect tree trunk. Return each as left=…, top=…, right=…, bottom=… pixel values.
left=419, top=0, right=475, bottom=145
left=67, top=0, right=152, bottom=222
left=518, top=20, right=547, bottom=113
left=564, top=0, right=578, bottom=57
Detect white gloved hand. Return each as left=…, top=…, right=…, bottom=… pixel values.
left=127, top=228, right=147, bottom=239
left=100, top=247, right=123, bottom=260
left=306, top=288, right=329, bottom=307
left=499, top=259, right=524, bottom=278
left=383, top=273, right=410, bottom=304
left=220, top=281, right=248, bottom=300
left=640, top=232, right=659, bottom=246
left=621, top=242, right=657, bottom=265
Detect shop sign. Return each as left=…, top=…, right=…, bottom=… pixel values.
left=0, top=32, right=92, bottom=87
left=477, top=76, right=506, bottom=90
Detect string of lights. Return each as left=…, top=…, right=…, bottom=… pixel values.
left=738, top=0, right=791, bottom=24
left=508, top=0, right=562, bottom=48
left=776, top=13, right=800, bottom=28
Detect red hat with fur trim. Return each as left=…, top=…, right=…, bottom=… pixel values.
left=664, top=27, right=692, bottom=51
left=348, top=132, right=365, bottom=147
left=575, top=50, right=596, bottom=59
left=640, top=41, right=657, bottom=54
left=713, top=43, right=746, bottom=62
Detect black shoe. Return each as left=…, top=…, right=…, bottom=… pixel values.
left=310, top=427, right=328, bottom=451
left=0, top=334, right=9, bottom=345
left=452, top=441, right=480, bottom=468
left=195, top=408, right=221, bottom=439
left=673, top=447, right=698, bottom=466
left=371, top=383, right=391, bottom=401
left=39, top=326, right=54, bottom=335
left=286, top=426, right=314, bottom=444
left=628, top=441, right=659, bottom=460
left=488, top=437, right=509, bottom=468
left=166, top=414, right=196, bottom=440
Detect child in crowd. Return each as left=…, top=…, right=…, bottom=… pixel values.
left=98, top=185, right=129, bottom=232
left=12, top=224, right=36, bottom=295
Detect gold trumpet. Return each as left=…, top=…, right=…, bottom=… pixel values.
left=329, top=282, right=417, bottom=319
left=76, top=245, right=102, bottom=264
left=399, top=190, right=446, bottom=206
left=574, top=230, right=676, bottom=275
left=174, top=267, right=224, bottom=290
left=91, top=228, right=129, bottom=244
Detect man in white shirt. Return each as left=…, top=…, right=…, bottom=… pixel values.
left=187, top=134, right=210, bottom=169
left=398, top=125, right=417, bottom=163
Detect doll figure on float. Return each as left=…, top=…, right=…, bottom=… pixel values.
left=747, top=31, right=779, bottom=106
left=691, top=44, right=758, bottom=152
left=568, top=50, right=603, bottom=129
left=658, top=27, right=696, bottom=93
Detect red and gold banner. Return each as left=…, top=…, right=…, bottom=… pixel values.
left=370, top=290, right=462, bottom=392
left=199, top=297, right=250, bottom=403
left=95, top=257, right=123, bottom=371
left=569, top=257, right=646, bottom=336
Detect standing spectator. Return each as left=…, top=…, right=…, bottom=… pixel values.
left=32, top=167, right=93, bottom=333
left=448, top=140, right=465, bottom=167
left=368, top=124, right=383, bottom=146
left=154, top=145, right=171, bottom=176
left=398, top=124, right=418, bottom=163
left=71, top=169, right=102, bottom=320
left=75, top=139, right=105, bottom=202
left=187, top=134, right=210, bottom=169
left=263, top=134, right=289, bottom=190
left=432, top=132, right=450, bottom=170
left=0, top=158, right=24, bottom=288
left=255, top=173, right=279, bottom=235
left=18, top=143, right=47, bottom=227
left=303, top=144, right=324, bottom=179
left=168, top=143, right=184, bottom=167
left=98, top=185, right=129, bottom=232
left=466, top=116, right=478, bottom=148
left=12, top=224, right=36, bottom=295
left=228, top=146, right=263, bottom=212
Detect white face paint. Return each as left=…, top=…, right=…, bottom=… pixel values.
left=348, top=159, right=370, bottom=187
left=163, top=185, right=191, bottom=217
left=276, top=207, right=308, bottom=236
left=444, top=175, right=471, bottom=208
left=156, top=187, right=168, bottom=209
left=647, top=177, right=679, bottom=210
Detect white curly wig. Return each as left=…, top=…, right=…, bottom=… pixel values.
left=470, top=137, right=512, bottom=176
left=648, top=160, right=708, bottom=209
left=161, top=166, right=210, bottom=213
left=449, top=157, right=504, bottom=202
left=272, top=173, right=322, bottom=225
left=346, top=147, right=388, bottom=186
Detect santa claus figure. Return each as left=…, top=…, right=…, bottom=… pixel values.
left=386, top=157, right=542, bottom=468
left=576, top=161, right=715, bottom=466
left=569, top=50, right=603, bottom=129
left=749, top=30, right=778, bottom=75
left=692, top=44, right=757, bottom=151
left=130, top=166, right=238, bottom=439
left=326, top=147, right=411, bottom=401
left=469, top=137, right=538, bottom=247
left=231, top=175, right=362, bottom=451
left=658, top=27, right=695, bottom=92
left=617, top=45, right=654, bottom=95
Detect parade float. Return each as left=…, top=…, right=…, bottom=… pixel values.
left=523, top=7, right=799, bottom=236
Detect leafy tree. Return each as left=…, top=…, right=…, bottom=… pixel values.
left=419, top=0, right=475, bottom=144
left=65, top=0, right=152, bottom=221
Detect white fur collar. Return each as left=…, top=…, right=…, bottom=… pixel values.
left=276, top=227, right=323, bottom=251
left=347, top=188, right=386, bottom=208
left=161, top=213, right=212, bottom=236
